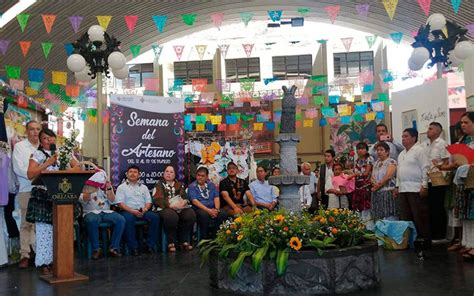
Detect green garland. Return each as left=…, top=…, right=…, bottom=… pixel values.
left=58, top=130, right=78, bottom=170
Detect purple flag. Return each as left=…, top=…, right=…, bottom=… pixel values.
left=356, top=4, right=370, bottom=18
left=0, top=40, right=10, bottom=55
left=467, top=23, right=474, bottom=37
left=69, top=16, right=83, bottom=33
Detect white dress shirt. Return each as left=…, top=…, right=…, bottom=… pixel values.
left=115, top=181, right=151, bottom=210
left=396, top=144, right=430, bottom=192
left=422, top=137, right=449, bottom=169
left=12, top=139, right=39, bottom=192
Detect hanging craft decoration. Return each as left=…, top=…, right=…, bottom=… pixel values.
left=324, top=5, right=341, bottom=24
left=130, top=44, right=141, bottom=58
left=297, top=7, right=311, bottom=16
left=124, top=15, right=138, bottom=33
left=68, top=15, right=83, bottom=33
left=9, top=79, right=25, bottom=91
left=340, top=37, right=353, bottom=52
left=28, top=68, right=44, bottom=82
left=97, top=15, right=112, bottom=30
left=195, top=45, right=207, bottom=60
left=0, top=40, right=10, bottom=55
left=41, top=14, right=56, bottom=33
left=355, top=3, right=370, bottom=18
left=17, top=14, right=30, bottom=32
left=182, top=14, right=197, bottom=26
left=65, top=85, right=80, bottom=97
left=242, top=43, right=254, bottom=58
left=19, top=41, right=31, bottom=57
left=417, top=0, right=431, bottom=16
left=64, top=43, right=74, bottom=56
left=267, top=10, right=282, bottom=22
left=173, top=45, right=185, bottom=60
left=451, top=0, right=461, bottom=14
left=152, top=15, right=167, bottom=33
left=218, top=44, right=230, bottom=58
left=467, top=24, right=474, bottom=37
left=210, top=12, right=224, bottom=30
left=239, top=12, right=254, bottom=27
left=52, top=71, right=67, bottom=86
left=41, top=42, right=53, bottom=59
left=365, top=35, right=377, bottom=48
left=151, top=44, right=163, bottom=60
left=382, top=0, right=398, bottom=21
left=390, top=32, right=403, bottom=44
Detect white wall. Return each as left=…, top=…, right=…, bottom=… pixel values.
left=391, top=78, right=449, bottom=143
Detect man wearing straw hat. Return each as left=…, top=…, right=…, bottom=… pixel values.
left=423, top=122, right=449, bottom=241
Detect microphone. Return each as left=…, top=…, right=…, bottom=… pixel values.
left=50, top=144, right=56, bottom=155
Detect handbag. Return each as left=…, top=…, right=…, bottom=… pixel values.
left=25, top=187, right=53, bottom=224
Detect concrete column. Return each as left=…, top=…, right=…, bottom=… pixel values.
left=464, top=54, right=474, bottom=111
left=153, top=58, right=164, bottom=96
left=373, top=40, right=391, bottom=131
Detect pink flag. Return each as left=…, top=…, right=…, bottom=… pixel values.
left=173, top=45, right=185, bottom=60
left=242, top=43, right=254, bottom=57
left=68, top=16, right=83, bottom=33
left=218, top=44, right=229, bottom=58
left=356, top=4, right=370, bottom=18
left=9, top=79, right=24, bottom=91
left=0, top=40, right=10, bottom=55
left=210, top=12, right=224, bottom=30
left=341, top=37, right=353, bottom=52
left=124, top=15, right=138, bottom=33
left=411, top=31, right=418, bottom=38
left=325, top=5, right=341, bottom=24
left=417, top=0, right=431, bottom=16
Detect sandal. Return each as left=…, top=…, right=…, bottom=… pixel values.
left=447, top=243, right=462, bottom=252
left=181, top=242, right=193, bottom=251
left=167, top=243, right=176, bottom=252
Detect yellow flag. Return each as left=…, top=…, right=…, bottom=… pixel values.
left=303, top=119, right=313, bottom=128
left=210, top=115, right=222, bottom=125
left=382, top=0, right=398, bottom=21
left=196, top=124, right=205, bottom=131
left=201, top=113, right=211, bottom=121
left=52, top=71, right=67, bottom=86
left=97, top=15, right=112, bottom=30
left=365, top=112, right=376, bottom=121
left=253, top=123, right=263, bottom=131
left=25, top=87, right=38, bottom=96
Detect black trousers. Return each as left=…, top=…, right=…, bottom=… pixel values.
left=399, top=192, right=431, bottom=242
left=428, top=184, right=447, bottom=240
left=159, top=208, right=196, bottom=244
left=194, top=208, right=227, bottom=240
left=5, top=193, right=19, bottom=238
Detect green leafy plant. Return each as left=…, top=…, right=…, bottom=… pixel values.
left=199, top=208, right=373, bottom=278
left=58, top=130, right=78, bottom=170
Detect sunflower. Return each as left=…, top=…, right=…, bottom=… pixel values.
left=237, top=234, right=244, bottom=241
left=274, top=214, right=285, bottom=223
left=289, top=236, right=302, bottom=251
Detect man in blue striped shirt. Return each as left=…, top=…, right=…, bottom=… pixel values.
left=249, top=166, right=278, bottom=211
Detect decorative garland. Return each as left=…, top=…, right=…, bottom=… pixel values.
left=58, top=130, right=78, bottom=170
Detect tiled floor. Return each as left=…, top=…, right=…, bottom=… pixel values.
left=1, top=244, right=473, bottom=296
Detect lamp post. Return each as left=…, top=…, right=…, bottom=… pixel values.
left=409, top=13, right=473, bottom=78
left=67, top=25, right=128, bottom=168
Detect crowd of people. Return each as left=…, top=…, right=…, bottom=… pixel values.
left=2, top=113, right=474, bottom=275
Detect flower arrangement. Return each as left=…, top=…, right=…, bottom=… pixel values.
left=58, top=130, right=79, bottom=170
left=199, top=208, right=373, bottom=278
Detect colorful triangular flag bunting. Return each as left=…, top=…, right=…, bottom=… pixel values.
left=97, top=15, right=112, bottom=30
left=417, top=0, right=431, bottom=16
left=173, top=45, right=185, bottom=60
left=69, top=16, right=83, bottom=33
left=0, top=40, right=10, bottom=56
left=382, top=0, right=399, bottom=20
left=130, top=45, right=141, bottom=58
left=182, top=14, right=197, bottom=26
left=41, top=14, right=56, bottom=33
left=356, top=4, right=370, bottom=18
left=152, top=15, right=167, bottom=33
left=240, top=12, right=254, bottom=26
left=451, top=0, right=461, bottom=14
left=195, top=45, right=207, bottom=60
left=210, top=12, right=224, bottom=30
left=341, top=37, right=353, bottom=52
left=366, top=35, right=377, bottom=48
left=325, top=5, right=341, bottom=24
left=242, top=44, right=254, bottom=57
left=17, top=14, right=30, bottom=32
left=124, top=15, right=138, bottom=33
left=41, top=42, right=53, bottom=59
left=19, top=41, right=31, bottom=57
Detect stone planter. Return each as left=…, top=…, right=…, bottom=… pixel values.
left=209, top=240, right=380, bottom=295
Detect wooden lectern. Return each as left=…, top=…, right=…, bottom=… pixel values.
left=33, top=170, right=94, bottom=284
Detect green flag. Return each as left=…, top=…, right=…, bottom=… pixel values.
left=5, top=65, right=21, bottom=79
left=130, top=44, right=141, bottom=58
left=182, top=14, right=197, bottom=26
left=41, top=42, right=53, bottom=59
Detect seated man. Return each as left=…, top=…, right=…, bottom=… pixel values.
left=115, top=165, right=159, bottom=255
left=189, top=166, right=228, bottom=239
left=249, top=166, right=278, bottom=211
left=80, top=170, right=125, bottom=259
left=219, top=162, right=256, bottom=216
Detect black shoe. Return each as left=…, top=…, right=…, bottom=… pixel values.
left=108, top=249, right=122, bottom=258
left=131, top=248, right=139, bottom=256
left=91, top=249, right=102, bottom=260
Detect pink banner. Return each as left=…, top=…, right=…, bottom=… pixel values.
left=210, top=12, right=224, bottom=30
left=10, top=79, right=24, bottom=91
left=124, top=15, right=138, bottom=33
left=417, top=0, right=431, bottom=16
left=242, top=43, right=254, bottom=57
left=325, top=5, right=341, bottom=24
left=173, top=45, right=185, bottom=60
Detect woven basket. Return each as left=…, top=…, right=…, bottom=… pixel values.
left=428, top=168, right=452, bottom=187
left=465, top=166, right=474, bottom=189
left=383, top=229, right=410, bottom=250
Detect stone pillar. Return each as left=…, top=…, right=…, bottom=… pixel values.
left=464, top=54, right=474, bottom=111
left=373, top=40, right=391, bottom=131
left=152, top=61, right=164, bottom=96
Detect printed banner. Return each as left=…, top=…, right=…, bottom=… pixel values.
left=110, top=94, right=185, bottom=189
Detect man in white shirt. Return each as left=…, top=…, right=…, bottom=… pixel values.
left=12, top=120, right=41, bottom=268
left=115, top=165, right=159, bottom=256
left=369, top=123, right=404, bottom=161
left=423, top=122, right=449, bottom=240
left=395, top=128, right=431, bottom=249
left=300, top=162, right=318, bottom=210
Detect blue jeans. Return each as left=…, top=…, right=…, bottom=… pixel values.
left=84, top=212, right=126, bottom=251
left=121, top=211, right=160, bottom=250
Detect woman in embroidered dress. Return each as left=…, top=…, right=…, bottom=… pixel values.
left=27, top=128, right=78, bottom=275
left=153, top=165, right=196, bottom=252
left=370, top=142, right=399, bottom=220
left=352, top=142, right=374, bottom=227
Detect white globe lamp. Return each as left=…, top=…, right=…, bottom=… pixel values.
left=112, top=66, right=129, bottom=80
left=428, top=13, right=446, bottom=31
left=107, top=51, right=126, bottom=70
left=66, top=54, right=86, bottom=73
left=454, top=40, right=473, bottom=60
left=88, top=25, right=105, bottom=42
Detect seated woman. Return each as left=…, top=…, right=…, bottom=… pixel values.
left=188, top=167, right=227, bottom=240
left=153, top=165, right=196, bottom=252
left=26, top=128, right=78, bottom=275
left=80, top=170, right=125, bottom=259
left=325, top=163, right=354, bottom=209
